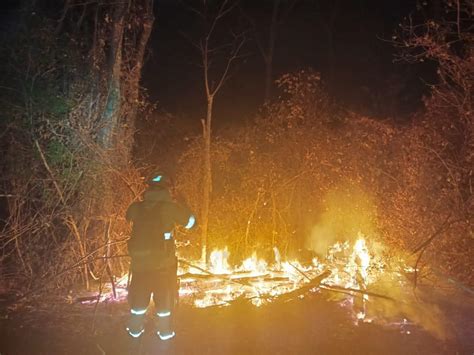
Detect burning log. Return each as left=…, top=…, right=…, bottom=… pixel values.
left=271, top=270, right=331, bottom=303
left=230, top=274, right=271, bottom=282
left=179, top=272, right=293, bottom=292
left=179, top=272, right=228, bottom=281
left=262, top=276, right=290, bottom=282
left=319, top=283, right=395, bottom=301
left=76, top=295, right=100, bottom=303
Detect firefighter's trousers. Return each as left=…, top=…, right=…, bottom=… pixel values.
left=127, top=262, right=177, bottom=340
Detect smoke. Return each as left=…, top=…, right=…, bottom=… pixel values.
left=306, top=184, right=377, bottom=255
left=367, top=276, right=449, bottom=340
left=305, top=184, right=449, bottom=339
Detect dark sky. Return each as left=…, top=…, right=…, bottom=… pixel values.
left=143, top=0, right=433, bottom=126
left=0, top=0, right=434, bottom=125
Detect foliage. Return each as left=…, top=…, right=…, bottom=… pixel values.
left=394, top=0, right=474, bottom=281
left=0, top=1, right=152, bottom=294
left=177, top=68, right=473, bottom=285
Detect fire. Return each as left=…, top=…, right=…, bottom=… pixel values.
left=82, top=233, right=385, bottom=314
left=345, top=236, right=371, bottom=321
left=209, top=247, right=231, bottom=274
left=177, top=233, right=385, bottom=312
left=352, top=237, right=370, bottom=282
left=80, top=232, right=448, bottom=339
left=238, top=252, right=268, bottom=275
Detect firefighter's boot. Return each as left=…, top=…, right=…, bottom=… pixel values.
left=155, top=307, right=175, bottom=341
left=126, top=307, right=147, bottom=338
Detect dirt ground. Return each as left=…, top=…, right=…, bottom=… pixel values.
left=1, top=287, right=473, bottom=355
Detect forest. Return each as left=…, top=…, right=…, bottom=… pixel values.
left=0, top=0, right=473, bottom=354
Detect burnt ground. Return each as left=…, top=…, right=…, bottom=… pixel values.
left=1, top=285, right=473, bottom=355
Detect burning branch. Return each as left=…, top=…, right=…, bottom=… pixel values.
left=271, top=270, right=331, bottom=303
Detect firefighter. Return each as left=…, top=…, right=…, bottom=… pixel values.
left=125, top=173, right=196, bottom=341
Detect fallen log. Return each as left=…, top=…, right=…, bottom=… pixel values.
left=76, top=295, right=100, bottom=303
left=287, top=262, right=395, bottom=301
left=179, top=272, right=228, bottom=281
left=179, top=272, right=289, bottom=284
left=288, top=261, right=312, bottom=281
left=319, top=283, right=395, bottom=301
left=178, top=259, right=255, bottom=288
left=262, top=276, right=290, bottom=283
left=179, top=259, right=212, bottom=275
left=230, top=274, right=271, bottom=282
left=271, top=270, right=331, bottom=303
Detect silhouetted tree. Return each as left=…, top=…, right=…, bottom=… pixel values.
left=185, top=0, right=246, bottom=263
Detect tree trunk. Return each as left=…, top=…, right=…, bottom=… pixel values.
left=100, top=4, right=125, bottom=148
left=124, top=2, right=154, bottom=160
left=201, top=96, right=213, bottom=264
left=264, top=0, right=280, bottom=103
left=319, top=0, right=339, bottom=84
left=264, top=56, right=273, bottom=103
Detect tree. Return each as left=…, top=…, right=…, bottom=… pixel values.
left=313, top=0, right=340, bottom=83
left=0, top=0, right=154, bottom=291
left=395, top=0, right=474, bottom=282
left=399, top=0, right=473, bottom=217
left=241, top=0, right=298, bottom=103
left=185, top=0, right=246, bottom=264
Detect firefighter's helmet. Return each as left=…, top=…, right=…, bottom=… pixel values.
left=147, top=172, right=168, bottom=189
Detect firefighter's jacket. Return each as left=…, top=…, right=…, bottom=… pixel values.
left=126, top=188, right=194, bottom=272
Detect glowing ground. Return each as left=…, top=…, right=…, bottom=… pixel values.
left=1, top=281, right=473, bottom=355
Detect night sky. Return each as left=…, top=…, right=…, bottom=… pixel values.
left=142, top=0, right=433, bottom=128
left=0, top=0, right=434, bottom=126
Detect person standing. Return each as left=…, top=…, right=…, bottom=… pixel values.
left=125, top=174, right=196, bottom=341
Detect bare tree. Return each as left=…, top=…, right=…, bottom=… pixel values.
left=186, top=0, right=246, bottom=263
left=314, top=0, right=340, bottom=83
left=242, top=0, right=298, bottom=103
left=262, top=0, right=280, bottom=103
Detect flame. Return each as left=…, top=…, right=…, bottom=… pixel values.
left=81, top=231, right=448, bottom=339
left=85, top=234, right=385, bottom=313
left=209, top=247, right=231, bottom=274
left=353, top=237, right=370, bottom=282
left=238, top=252, right=268, bottom=275
left=176, top=233, right=386, bottom=312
